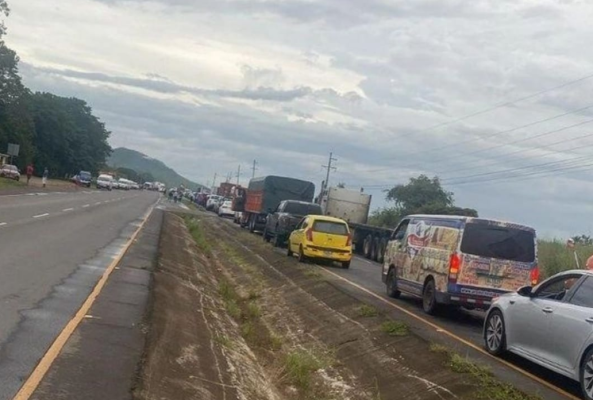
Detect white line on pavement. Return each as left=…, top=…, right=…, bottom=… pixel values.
left=82, top=204, right=90, bottom=208
left=0, top=222, right=6, bottom=227
left=95, top=202, right=101, bottom=205
left=62, top=208, right=74, bottom=212
left=33, top=213, right=49, bottom=218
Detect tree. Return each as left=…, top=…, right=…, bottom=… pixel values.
left=370, top=174, right=478, bottom=228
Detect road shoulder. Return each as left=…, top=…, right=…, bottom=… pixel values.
left=28, top=209, right=163, bottom=400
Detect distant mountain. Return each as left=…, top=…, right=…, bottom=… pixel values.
left=108, top=147, right=203, bottom=189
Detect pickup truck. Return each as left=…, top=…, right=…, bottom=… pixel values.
left=263, top=200, right=323, bottom=247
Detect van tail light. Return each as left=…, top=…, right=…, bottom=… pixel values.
left=449, top=253, right=461, bottom=283
left=346, top=233, right=352, bottom=247
left=306, top=229, right=313, bottom=242
left=530, top=266, right=540, bottom=286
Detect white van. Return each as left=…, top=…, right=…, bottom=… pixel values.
left=96, top=174, right=113, bottom=190
left=382, top=215, right=539, bottom=314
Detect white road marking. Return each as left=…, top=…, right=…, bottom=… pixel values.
left=62, top=208, right=74, bottom=212
left=0, top=222, right=7, bottom=227
left=82, top=204, right=90, bottom=208
left=33, top=213, right=49, bottom=218
left=95, top=202, right=101, bottom=205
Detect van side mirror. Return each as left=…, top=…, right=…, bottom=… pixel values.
left=517, top=286, right=533, bottom=297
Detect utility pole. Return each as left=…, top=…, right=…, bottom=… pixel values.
left=236, top=165, right=241, bottom=186
left=251, top=160, right=258, bottom=179
left=212, top=172, right=217, bottom=192
left=322, top=152, right=337, bottom=193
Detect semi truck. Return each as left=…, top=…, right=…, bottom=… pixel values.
left=318, top=187, right=392, bottom=263
left=235, top=176, right=316, bottom=233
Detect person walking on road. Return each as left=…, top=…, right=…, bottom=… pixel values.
left=26, top=164, right=34, bottom=185
left=42, top=167, right=49, bottom=188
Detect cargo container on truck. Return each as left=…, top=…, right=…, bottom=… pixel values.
left=235, top=176, right=316, bottom=233
left=318, top=187, right=392, bottom=263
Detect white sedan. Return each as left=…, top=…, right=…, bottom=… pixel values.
left=218, top=200, right=234, bottom=218
left=484, top=270, right=593, bottom=400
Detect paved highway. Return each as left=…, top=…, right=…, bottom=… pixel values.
left=0, top=189, right=160, bottom=400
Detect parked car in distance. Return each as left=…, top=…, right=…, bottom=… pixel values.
left=0, top=164, right=20, bottom=181
left=484, top=270, right=593, bottom=400
left=75, top=171, right=92, bottom=187
left=287, top=215, right=353, bottom=269
left=218, top=200, right=234, bottom=218
left=206, top=195, right=222, bottom=211
left=264, top=200, right=323, bottom=247
left=116, top=178, right=130, bottom=190
left=96, top=174, right=114, bottom=190
left=382, top=215, right=538, bottom=315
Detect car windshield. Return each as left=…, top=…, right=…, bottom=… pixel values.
left=80, top=172, right=91, bottom=179
left=284, top=203, right=322, bottom=216
left=313, top=221, right=348, bottom=235
left=461, top=223, right=535, bottom=263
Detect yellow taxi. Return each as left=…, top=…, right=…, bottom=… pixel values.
left=287, top=215, right=353, bottom=268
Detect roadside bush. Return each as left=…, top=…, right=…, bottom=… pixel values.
left=538, top=239, right=593, bottom=278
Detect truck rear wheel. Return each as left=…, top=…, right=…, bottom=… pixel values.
left=377, top=238, right=387, bottom=264
left=249, top=215, right=256, bottom=233
left=371, top=237, right=380, bottom=261
left=363, top=234, right=373, bottom=259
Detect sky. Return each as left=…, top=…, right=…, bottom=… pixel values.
left=4, top=0, right=593, bottom=238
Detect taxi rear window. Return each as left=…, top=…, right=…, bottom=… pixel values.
left=313, top=221, right=348, bottom=235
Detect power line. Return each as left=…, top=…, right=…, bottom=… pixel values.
left=251, top=160, right=258, bottom=179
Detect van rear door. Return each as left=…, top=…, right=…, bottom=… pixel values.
left=456, top=221, right=536, bottom=296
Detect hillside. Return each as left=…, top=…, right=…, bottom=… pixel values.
left=108, top=147, right=203, bottom=189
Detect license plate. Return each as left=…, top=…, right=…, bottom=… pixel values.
left=324, top=251, right=333, bottom=256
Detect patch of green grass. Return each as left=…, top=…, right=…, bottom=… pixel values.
left=430, top=343, right=541, bottom=400
left=357, top=304, right=379, bottom=318
left=247, top=288, right=261, bottom=300
left=214, top=335, right=234, bottom=349
left=183, top=216, right=212, bottom=254
left=304, top=269, right=322, bottom=279
left=380, top=321, right=409, bottom=337
left=0, top=178, right=24, bottom=190
left=246, top=301, right=261, bottom=319
left=270, top=333, right=284, bottom=351
left=225, top=300, right=242, bottom=319
left=282, top=350, right=325, bottom=391
left=241, top=321, right=256, bottom=342
left=538, top=239, right=593, bottom=279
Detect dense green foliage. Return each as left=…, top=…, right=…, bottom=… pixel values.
left=538, top=239, right=593, bottom=279
left=369, top=175, right=478, bottom=228
left=0, top=2, right=111, bottom=177
left=108, top=147, right=202, bottom=189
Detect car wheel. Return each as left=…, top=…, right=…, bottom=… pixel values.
left=342, top=261, right=351, bottom=269
left=422, top=279, right=438, bottom=315
left=363, top=234, right=373, bottom=259
left=485, top=310, right=506, bottom=356
left=298, top=246, right=307, bottom=263
left=581, top=347, right=593, bottom=400
left=371, top=237, right=380, bottom=261
left=263, top=227, right=271, bottom=242
left=378, top=238, right=387, bottom=264
left=386, top=268, right=401, bottom=298
left=249, top=216, right=256, bottom=233
left=272, top=233, right=282, bottom=248
left=287, top=242, right=293, bottom=257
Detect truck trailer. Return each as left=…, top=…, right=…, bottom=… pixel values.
left=236, top=176, right=316, bottom=233
left=319, top=187, right=392, bottom=263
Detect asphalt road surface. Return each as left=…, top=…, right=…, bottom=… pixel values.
left=0, top=189, right=160, bottom=400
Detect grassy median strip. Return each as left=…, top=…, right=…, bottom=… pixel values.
left=430, top=344, right=541, bottom=400
left=184, top=216, right=212, bottom=255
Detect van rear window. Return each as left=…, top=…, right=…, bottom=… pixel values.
left=313, top=221, right=348, bottom=235
left=461, top=223, right=535, bottom=263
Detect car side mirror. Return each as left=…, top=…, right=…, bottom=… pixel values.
left=517, top=286, right=533, bottom=297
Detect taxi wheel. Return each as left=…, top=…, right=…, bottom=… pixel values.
left=287, top=242, right=293, bottom=257
left=298, top=246, right=307, bottom=263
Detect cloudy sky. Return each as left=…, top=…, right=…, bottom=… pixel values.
left=5, top=0, right=593, bottom=238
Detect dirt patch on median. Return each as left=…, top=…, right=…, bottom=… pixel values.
left=134, top=211, right=539, bottom=400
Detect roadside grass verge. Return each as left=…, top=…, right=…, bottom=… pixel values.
left=430, top=344, right=541, bottom=400
left=0, top=178, right=25, bottom=190
left=280, top=348, right=335, bottom=396
left=357, top=304, right=380, bottom=318
left=538, top=239, right=593, bottom=278
left=183, top=216, right=212, bottom=255
left=380, top=321, right=409, bottom=337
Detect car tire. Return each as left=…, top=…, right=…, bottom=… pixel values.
left=363, top=234, right=373, bottom=259
left=371, top=237, right=380, bottom=261
left=342, top=261, right=351, bottom=269
left=287, top=242, right=293, bottom=257
left=386, top=268, right=401, bottom=298
left=298, top=246, right=307, bottom=263
left=581, top=347, right=593, bottom=400
left=272, top=233, right=282, bottom=248
left=378, top=238, right=387, bottom=264
left=485, top=310, right=506, bottom=356
left=422, top=279, right=438, bottom=315
left=249, top=216, right=256, bottom=233
left=263, top=227, right=271, bottom=242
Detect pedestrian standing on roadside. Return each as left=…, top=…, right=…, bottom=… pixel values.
left=42, top=167, right=49, bottom=188
left=26, top=164, right=34, bottom=185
